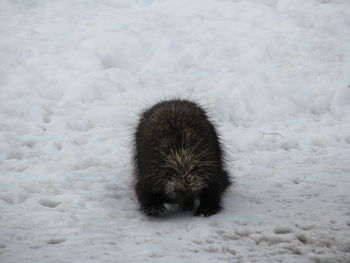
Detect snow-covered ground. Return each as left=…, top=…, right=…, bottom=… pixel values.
left=1, top=0, right=350, bottom=262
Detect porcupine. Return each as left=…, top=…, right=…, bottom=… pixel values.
left=133, top=99, right=231, bottom=217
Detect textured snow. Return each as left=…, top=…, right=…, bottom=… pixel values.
left=1, top=0, right=350, bottom=262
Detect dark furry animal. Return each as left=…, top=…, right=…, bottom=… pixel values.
left=133, top=99, right=231, bottom=217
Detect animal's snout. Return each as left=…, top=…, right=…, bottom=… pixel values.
left=180, top=196, right=195, bottom=211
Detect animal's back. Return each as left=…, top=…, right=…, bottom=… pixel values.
left=135, top=100, right=223, bottom=173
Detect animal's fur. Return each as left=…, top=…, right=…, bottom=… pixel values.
left=133, top=99, right=231, bottom=217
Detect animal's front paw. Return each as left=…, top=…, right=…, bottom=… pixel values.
left=141, top=204, right=166, bottom=216
left=194, top=205, right=221, bottom=217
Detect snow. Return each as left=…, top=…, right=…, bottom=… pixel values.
left=1, top=0, right=350, bottom=262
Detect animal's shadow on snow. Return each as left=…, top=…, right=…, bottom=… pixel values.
left=145, top=204, right=198, bottom=221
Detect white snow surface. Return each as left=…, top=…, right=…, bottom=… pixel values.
left=1, top=0, right=350, bottom=262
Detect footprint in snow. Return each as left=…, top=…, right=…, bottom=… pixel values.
left=47, top=238, right=66, bottom=245
left=54, top=142, right=62, bottom=151
left=274, top=226, right=293, bottom=234
left=39, top=199, right=61, bottom=208
left=0, top=192, right=29, bottom=205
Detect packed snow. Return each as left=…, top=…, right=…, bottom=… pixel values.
left=1, top=0, right=350, bottom=262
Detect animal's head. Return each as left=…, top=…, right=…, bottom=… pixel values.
left=161, top=146, right=209, bottom=211
left=164, top=174, right=205, bottom=211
